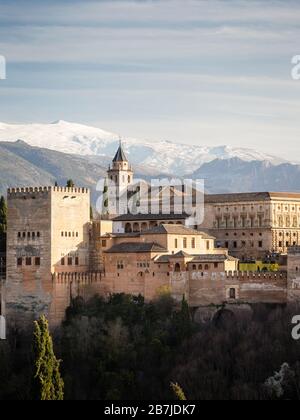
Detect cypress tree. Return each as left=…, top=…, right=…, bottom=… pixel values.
left=102, top=178, right=109, bottom=215
left=170, top=382, right=187, bottom=400
left=66, top=179, right=75, bottom=188
left=0, top=196, right=7, bottom=235
left=33, top=315, right=64, bottom=401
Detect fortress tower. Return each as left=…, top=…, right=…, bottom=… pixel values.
left=5, top=186, right=90, bottom=329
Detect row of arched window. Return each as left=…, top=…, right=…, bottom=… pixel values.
left=61, top=231, right=79, bottom=238
left=174, top=262, right=219, bottom=272
left=17, top=231, right=40, bottom=239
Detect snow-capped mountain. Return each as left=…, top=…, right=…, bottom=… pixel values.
left=0, top=120, right=288, bottom=175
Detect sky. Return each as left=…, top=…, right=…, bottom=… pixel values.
left=0, top=0, right=300, bottom=160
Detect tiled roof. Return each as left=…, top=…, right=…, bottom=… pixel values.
left=155, top=253, right=237, bottom=263
left=190, top=254, right=228, bottom=263
left=105, top=242, right=167, bottom=254
left=113, top=213, right=189, bottom=222
left=170, top=251, right=191, bottom=258
left=143, top=224, right=214, bottom=237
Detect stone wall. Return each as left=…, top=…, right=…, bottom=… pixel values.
left=171, top=270, right=288, bottom=307
left=5, top=187, right=91, bottom=330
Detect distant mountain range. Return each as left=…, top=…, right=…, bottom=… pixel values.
left=0, top=120, right=290, bottom=175
left=190, top=158, right=300, bottom=193
left=0, top=140, right=166, bottom=204
left=0, top=121, right=300, bottom=202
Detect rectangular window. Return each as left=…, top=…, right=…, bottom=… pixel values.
left=17, top=258, right=22, bottom=266
left=259, top=241, right=263, bottom=248
left=35, top=257, right=41, bottom=266
left=229, top=288, right=236, bottom=299
left=192, top=238, right=196, bottom=249
left=225, top=241, right=229, bottom=248
left=117, top=261, right=124, bottom=270
left=37, top=232, right=40, bottom=238
left=175, top=238, right=178, bottom=248
left=75, top=257, right=79, bottom=266
left=233, top=241, right=237, bottom=248
left=183, top=238, right=187, bottom=248
left=68, top=257, right=72, bottom=266
left=25, top=257, right=32, bottom=266
left=206, top=241, right=210, bottom=250
left=279, top=241, right=283, bottom=248
left=61, top=257, right=65, bottom=266
left=214, top=262, right=218, bottom=268
left=18, top=232, right=21, bottom=238
left=102, top=240, right=107, bottom=247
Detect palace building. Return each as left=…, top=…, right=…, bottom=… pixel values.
left=2, top=143, right=300, bottom=332
left=201, top=192, right=300, bottom=259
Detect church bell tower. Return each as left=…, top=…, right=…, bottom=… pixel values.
left=107, top=140, right=134, bottom=214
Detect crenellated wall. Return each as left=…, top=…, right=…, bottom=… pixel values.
left=7, top=186, right=89, bottom=195
left=171, top=270, right=288, bottom=307
left=5, top=186, right=91, bottom=330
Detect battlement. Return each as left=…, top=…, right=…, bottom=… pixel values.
left=52, top=186, right=89, bottom=194
left=225, top=271, right=287, bottom=280
left=53, top=272, right=102, bottom=284
left=7, top=186, right=89, bottom=196
left=7, top=186, right=52, bottom=195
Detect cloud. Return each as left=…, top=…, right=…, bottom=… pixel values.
left=0, top=0, right=299, bottom=159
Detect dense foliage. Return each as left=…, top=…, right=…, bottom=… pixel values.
left=1, top=295, right=300, bottom=400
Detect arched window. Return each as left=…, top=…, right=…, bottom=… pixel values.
left=204, top=264, right=209, bottom=270
left=150, top=221, right=157, bottom=228
left=141, top=222, right=148, bottom=232
left=174, top=263, right=181, bottom=273
left=133, top=222, right=140, bottom=232
left=198, top=264, right=203, bottom=270
left=125, top=223, right=132, bottom=233
left=192, top=264, right=197, bottom=271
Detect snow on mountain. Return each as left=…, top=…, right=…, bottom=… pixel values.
left=0, top=120, right=288, bottom=175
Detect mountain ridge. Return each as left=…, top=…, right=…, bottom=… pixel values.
left=0, top=120, right=290, bottom=176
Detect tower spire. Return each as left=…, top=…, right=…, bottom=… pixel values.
left=112, top=137, right=128, bottom=163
